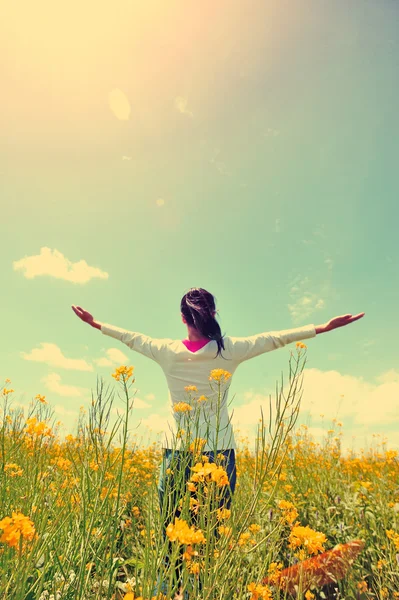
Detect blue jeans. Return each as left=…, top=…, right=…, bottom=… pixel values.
left=157, top=448, right=237, bottom=591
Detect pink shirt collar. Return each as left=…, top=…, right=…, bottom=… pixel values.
left=182, top=338, right=211, bottom=352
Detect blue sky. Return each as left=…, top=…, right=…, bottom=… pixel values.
left=2, top=0, right=398, bottom=454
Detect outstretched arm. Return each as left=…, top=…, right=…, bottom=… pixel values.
left=230, top=312, right=366, bottom=363
left=71, top=305, right=168, bottom=364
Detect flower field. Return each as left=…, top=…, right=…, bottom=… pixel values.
left=1, top=346, right=398, bottom=599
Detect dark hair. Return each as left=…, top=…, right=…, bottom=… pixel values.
left=181, top=287, right=228, bottom=360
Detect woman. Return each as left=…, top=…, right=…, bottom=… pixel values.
left=72, top=288, right=365, bottom=599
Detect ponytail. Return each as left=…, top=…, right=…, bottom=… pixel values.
left=181, top=288, right=228, bottom=360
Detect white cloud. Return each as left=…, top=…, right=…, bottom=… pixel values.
left=13, top=247, right=109, bottom=284
left=287, top=293, right=326, bottom=322
left=93, top=347, right=129, bottom=367
left=361, top=340, right=375, bottom=355
left=264, top=128, right=280, bottom=137
left=287, top=274, right=330, bottom=324
left=174, top=96, right=193, bottom=117
left=108, top=89, right=131, bottom=120
left=21, top=343, right=93, bottom=371
left=229, top=367, right=399, bottom=453
left=375, top=369, right=399, bottom=384
left=40, top=373, right=89, bottom=397
left=325, top=258, right=334, bottom=271
left=94, top=357, right=114, bottom=367
left=53, top=404, right=79, bottom=417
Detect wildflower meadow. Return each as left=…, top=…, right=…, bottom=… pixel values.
left=1, top=344, right=398, bottom=600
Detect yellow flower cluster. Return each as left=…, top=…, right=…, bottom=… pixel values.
left=216, top=507, right=231, bottom=521
left=190, top=461, right=229, bottom=487
left=0, top=512, right=36, bottom=549
left=386, top=529, right=399, bottom=550
left=35, top=394, right=47, bottom=404
left=208, top=369, right=232, bottom=383
left=4, top=463, right=23, bottom=477
left=288, top=524, right=326, bottom=555
left=189, top=438, right=207, bottom=454
left=166, top=517, right=206, bottom=545
left=267, top=561, right=284, bottom=585
left=173, top=402, right=192, bottom=413
left=24, top=416, right=53, bottom=438
left=184, top=385, right=198, bottom=392
left=2, top=388, right=14, bottom=396
left=295, top=342, right=307, bottom=349
left=112, top=365, right=134, bottom=381
left=218, top=525, right=232, bottom=536
left=278, top=500, right=299, bottom=525
left=247, top=581, right=273, bottom=599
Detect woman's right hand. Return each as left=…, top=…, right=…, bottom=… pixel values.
left=325, top=312, right=365, bottom=331
left=72, top=305, right=95, bottom=327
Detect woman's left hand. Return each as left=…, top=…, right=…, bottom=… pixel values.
left=72, top=305, right=95, bottom=327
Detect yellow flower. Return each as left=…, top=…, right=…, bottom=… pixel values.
left=216, top=508, right=231, bottom=521
left=197, top=395, right=208, bottom=403
left=278, top=500, right=299, bottom=525
left=238, top=531, right=251, bottom=546
left=305, top=592, right=315, bottom=600
left=166, top=517, right=206, bottom=545
left=182, top=544, right=198, bottom=561
left=0, top=512, right=36, bottom=549
left=189, top=438, right=207, bottom=454
left=35, top=394, right=47, bottom=404
left=357, top=581, right=368, bottom=592
left=247, top=582, right=273, bottom=599
left=190, top=461, right=229, bottom=487
left=2, top=388, right=14, bottom=396
left=208, top=369, right=232, bottom=383
left=24, top=416, right=53, bottom=438
left=296, top=342, right=307, bottom=349
left=188, top=561, right=201, bottom=575
left=386, top=529, right=399, bottom=550
left=111, top=365, right=134, bottom=382
left=218, top=525, right=232, bottom=536
left=4, top=463, right=23, bottom=477
left=288, top=524, right=326, bottom=555
left=267, top=562, right=284, bottom=585
left=173, top=402, right=193, bottom=413
left=185, top=385, right=198, bottom=392
left=377, top=559, right=386, bottom=570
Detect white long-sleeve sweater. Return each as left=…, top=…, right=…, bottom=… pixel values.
left=100, top=323, right=317, bottom=451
